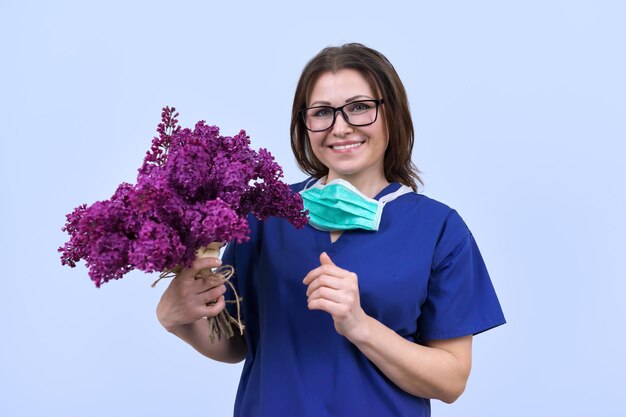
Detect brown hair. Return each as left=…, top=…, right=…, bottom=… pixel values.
left=290, top=43, right=422, bottom=191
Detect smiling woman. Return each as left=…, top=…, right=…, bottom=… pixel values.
left=156, top=43, right=506, bottom=417
left=304, top=69, right=390, bottom=196
left=291, top=44, right=420, bottom=196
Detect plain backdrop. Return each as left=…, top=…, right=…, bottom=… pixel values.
left=1, top=1, right=624, bottom=416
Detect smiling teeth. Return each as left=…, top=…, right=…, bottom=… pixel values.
left=332, top=143, right=363, bottom=150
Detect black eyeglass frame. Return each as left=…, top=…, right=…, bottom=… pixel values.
left=299, top=99, right=385, bottom=132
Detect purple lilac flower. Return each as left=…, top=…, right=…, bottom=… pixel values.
left=60, top=106, right=308, bottom=287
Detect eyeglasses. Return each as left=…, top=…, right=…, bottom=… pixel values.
left=299, top=99, right=384, bottom=132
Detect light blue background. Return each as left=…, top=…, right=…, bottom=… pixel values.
left=1, top=1, right=624, bottom=416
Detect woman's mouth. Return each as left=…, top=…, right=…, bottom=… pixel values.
left=329, top=142, right=364, bottom=151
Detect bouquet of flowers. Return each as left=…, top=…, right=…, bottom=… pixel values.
left=59, top=106, right=308, bottom=341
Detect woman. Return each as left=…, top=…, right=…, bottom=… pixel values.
left=156, top=43, right=505, bottom=417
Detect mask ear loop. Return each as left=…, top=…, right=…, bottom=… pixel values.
left=302, top=176, right=323, bottom=191
left=378, top=185, right=415, bottom=205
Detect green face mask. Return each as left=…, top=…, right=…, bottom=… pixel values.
left=300, top=178, right=413, bottom=232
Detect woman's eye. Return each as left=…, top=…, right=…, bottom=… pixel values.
left=347, top=102, right=372, bottom=113
left=312, top=107, right=332, bottom=118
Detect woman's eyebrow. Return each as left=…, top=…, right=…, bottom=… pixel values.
left=345, top=95, right=373, bottom=102
left=309, top=100, right=332, bottom=107
left=309, top=95, right=374, bottom=107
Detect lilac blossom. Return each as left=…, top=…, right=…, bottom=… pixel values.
left=60, top=107, right=308, bottom=287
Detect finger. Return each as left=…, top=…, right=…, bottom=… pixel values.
left=177, top=258, right=221, bottom=282
left=302, top=266, right=323, bottom=285
left=303, top=262, right=356, bottom=286
left=305, top=274, right=343, bottom=297
left=195, top=270, right=227, bottom=287
left=302, top=263, right=344, bottom=285
left=302, top=252, right=336, bottom=285
left=319, top=251, right=335, bottom=266
left=203, top=295, right=226, bottom=317
left=192, top=256, right=222, bottom=271
left=198, top=283, right=227, bottom=301
left=307, top=296, right=342, bottom=313
left=308, top=286, right=353, bottom=305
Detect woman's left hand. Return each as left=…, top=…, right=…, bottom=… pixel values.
left=303, top=252, right=369, bottom=339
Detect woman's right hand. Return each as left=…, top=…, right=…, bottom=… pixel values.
left=156, top=256, right=227, bottom=332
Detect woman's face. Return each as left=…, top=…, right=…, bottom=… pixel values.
left=306, top=69, right=388, bottom=186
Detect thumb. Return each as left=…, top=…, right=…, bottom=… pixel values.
left=319, top=252, right=335, bottom=266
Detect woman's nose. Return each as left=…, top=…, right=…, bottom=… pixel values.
left=331, top=110, right=353, bottom=136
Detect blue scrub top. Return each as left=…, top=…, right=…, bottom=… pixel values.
left=223, top=179, right=506, bottom=417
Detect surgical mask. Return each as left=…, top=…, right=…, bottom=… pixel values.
left=300, top=178, right=413, bottom=231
